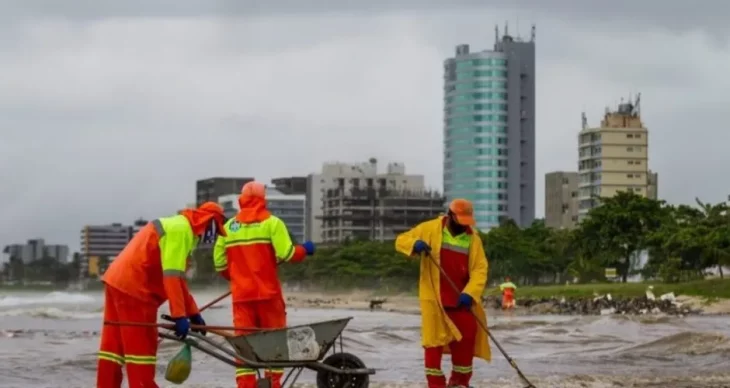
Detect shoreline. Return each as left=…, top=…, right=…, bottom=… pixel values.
left=281, top=291, right=730, bottom=317
left=4, top=285, right=730, bottom=316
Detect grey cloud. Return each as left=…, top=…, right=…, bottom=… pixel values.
left=0, top=3, right=728, bottom=253
left=4, top=0, right=730, bottom=36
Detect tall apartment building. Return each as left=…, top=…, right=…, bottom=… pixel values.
left=196, top=177, right=254, bottom=206
left=544, top=171, right=579, bottom=229
left=306, top=158, right=444, bottom=243
left=577, top=96, right=656, bottom=221
left=80, top=221, right=146, bottom=275
left=219, top=187, right=306, bottom=243
left=2, top=239, right=70, bottom=264
left=443, top=25, right=536, bottom=231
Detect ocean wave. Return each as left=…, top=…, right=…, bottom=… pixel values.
left=0, top=291, right=96, bottom=308
left=623, top=331, right=730, bottom=356
left=489, top=319, right=550, bottom=331
left=0, top=307, right=101, bottom=320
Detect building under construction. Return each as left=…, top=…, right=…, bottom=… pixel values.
left=318, top=186, right=445, bottom=243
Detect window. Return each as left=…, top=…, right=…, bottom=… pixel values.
left=628, top=160, right=634, bottom=165
left=627, top=174, right=634, bottom=178
left=627, top=134, right=634, bottom=138
left=627, top=147, right=634, bottom=152
left=635, top=134, right=642, bottom=138
left=455, top=61, right=472, bottom=70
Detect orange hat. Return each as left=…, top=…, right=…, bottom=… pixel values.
left=241, top=181, right=266, bottom=199
left=197, top=201, right=227, bottom=237
left=448, top=198, right=476, bottom=226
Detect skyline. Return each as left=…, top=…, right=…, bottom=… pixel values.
left=2, top=2, right=729, bottom=252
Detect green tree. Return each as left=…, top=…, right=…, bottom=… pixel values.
left=577, top=191, right=669, bottom=282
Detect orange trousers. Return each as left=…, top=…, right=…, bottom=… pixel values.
left=424, top=309, right=477, bottom=388
left=97, top=285, right=160, bottom=388
left=233, top=297, right=287, bottom=388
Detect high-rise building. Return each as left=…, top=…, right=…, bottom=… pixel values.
left=219, top=187, right=306, bottom=243
left=2, top=239, right=70, bottom=264
left=443, top=24, right=536, bottom=231
left=306, top=158, right=444, bottom=243
left=544, top=171, right=579, bottom=229
left=196, top=177, right=254, bottom=206
left=577, top=96, right=652, bottom=221
left=271, top=176, right=308, bottom=195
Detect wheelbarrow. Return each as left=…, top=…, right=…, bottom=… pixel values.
left=157, top=317, right=375, bottom=388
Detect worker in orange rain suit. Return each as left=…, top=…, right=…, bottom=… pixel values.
left=97, top=202, right=227, bottom=388
left=213, top=181, right=316, bottom=388
left=500, top=276, right=517, bottom=310
left=395, top=198, right=490, bottom=388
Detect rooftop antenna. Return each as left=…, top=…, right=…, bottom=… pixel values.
left=635, top=92, right=642, bottom=116
left=495, top=24, right=499, bottom=44
left=531, top=24, right=536, bottom=41
left=504, top=21, right=509, bottom=36
left=581, top=112, right=588, bottom=130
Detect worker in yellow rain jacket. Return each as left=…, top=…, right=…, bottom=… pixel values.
left=395, top=199, right=490, bottom=388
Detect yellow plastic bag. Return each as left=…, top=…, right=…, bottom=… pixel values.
left=165, top=344, right=192, bottom=384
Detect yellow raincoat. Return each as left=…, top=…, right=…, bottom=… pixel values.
left=395, top=216, right=491, bottom=362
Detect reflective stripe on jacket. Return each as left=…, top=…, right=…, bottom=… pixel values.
left=102, top=214, right=200, bottom=317
left=439, top=219, right=472, bottom=307
left=213, top=215, right=305, bottom=302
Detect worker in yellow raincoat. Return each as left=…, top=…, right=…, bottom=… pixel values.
left=395, top=198, right=490, bottom=388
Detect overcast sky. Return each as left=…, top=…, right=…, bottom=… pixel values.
left=1, top=0, right=729, bottom=253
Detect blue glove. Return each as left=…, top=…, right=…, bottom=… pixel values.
left=189, top=313, right=207, bottom=336
left=302, top=241, right=316, bottom=255
left=171, top=317, right=190, bottom=339
left=413, top=240, right=431, bottom=254
left=457, top=293, right=473, bottom=308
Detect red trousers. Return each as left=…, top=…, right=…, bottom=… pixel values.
left=424, top=309, right=477, bottom=388
left=97, top=285, right=159, bottom=388
left=233, top=297, right=287, bottom=388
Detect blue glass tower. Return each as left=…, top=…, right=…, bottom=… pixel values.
left=443, top=26, right=536, bottom=231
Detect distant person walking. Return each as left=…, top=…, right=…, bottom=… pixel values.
left=499, top=277, right=517, bottom=310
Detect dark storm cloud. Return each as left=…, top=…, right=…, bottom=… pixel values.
left=0, top=2, right=728, bottom=255
left=3, top=0, right=730, bottom=35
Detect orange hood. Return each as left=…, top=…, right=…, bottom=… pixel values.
left=236, top=195, right=271, bottom=223
left=180, top=201, right=227, bottom=236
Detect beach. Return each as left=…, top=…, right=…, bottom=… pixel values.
left=3, top=288, right=730, bottom=387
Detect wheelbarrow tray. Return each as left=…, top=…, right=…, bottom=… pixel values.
left=226, top=317, right=352, bottom=362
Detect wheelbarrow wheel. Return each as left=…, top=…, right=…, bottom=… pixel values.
left=316, top=352, right=369, bottom=388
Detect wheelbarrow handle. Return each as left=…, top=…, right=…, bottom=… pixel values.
left=199, top=291, right=232, bottom=312
left=158, top=314, right=233, bottom=337
left=104, top=318, right=268, bottom=334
